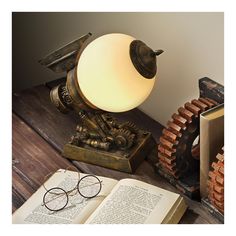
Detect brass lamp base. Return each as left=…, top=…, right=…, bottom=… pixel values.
left=49, top=76, right=157, bottom=173
left=62, top=130, right=156, bottom=173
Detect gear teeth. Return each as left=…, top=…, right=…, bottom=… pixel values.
left=159, top=158, right=178, bottom=174
left=206, top=98, right=219, bottom=106
left=208, top=191, right=224, bottom=202
left=158, top=153, right=176, bottom=165
left=127, top=121, right=138, bottom=130
left=120, top=121, right=139, bottom=134
left=212, top=162, right=224, bottom=175
left=209, top=171, right=224, bottom=185
left=208, top=147, right=224, bottom=213
left=111, top=127, right=135, bottom=150
left=158, top=144, right=175, bottom=157
left=185, top=102, right=201, bottom=116
left=158, top=97, right=218, bottom=180
left=216, top=153, right=224, bottom=162
left=199, top=97, right=215, bottom=108
left=162, top=128, right=178, bottom=143
left=191, top=99, right=208, bottom=111
left=162, top=161, right=176, bottom=170
left=178, top=107, right=194, bottom=123
left=167, top=121, right=182, bottom=137
left=118, top=128, right=132, bottom=137
left=160, top=136, right=176, bottom=150
left=207, top=180, right=224, bottom=194
left=172, top=113, right=187, bottom=129
left=124, top=130, right=130, bottom=135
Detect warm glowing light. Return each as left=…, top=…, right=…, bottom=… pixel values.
left=77, top=33, right=156, bottom=112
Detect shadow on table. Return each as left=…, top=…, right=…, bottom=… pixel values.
left=179, top=209, right=200, bottom=224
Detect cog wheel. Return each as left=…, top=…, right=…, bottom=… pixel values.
left=158, top=97, right=218, bottom=179
left=207, top=147, right=224, bottom=214
left=119, top=121, right=139, bottom=134
left=111, top=128, right=135, bottom=150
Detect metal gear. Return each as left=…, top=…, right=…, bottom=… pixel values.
left=119, top=121, right=139, bottom=135
left=111, top=128, right=135, bottom=150
left=207, top=147, right=224, bottom=214
left=158, top=97, right=218, bottom=179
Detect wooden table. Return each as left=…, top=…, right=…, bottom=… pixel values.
left=12, top=78, right=221, bottom=224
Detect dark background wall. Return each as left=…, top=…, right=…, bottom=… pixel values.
left=12, top=12, right=223, bottom=125
left=13, top=12, right=164, bottom=92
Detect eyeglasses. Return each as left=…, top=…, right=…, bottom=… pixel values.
left=42, top=168, right=102, bottom=212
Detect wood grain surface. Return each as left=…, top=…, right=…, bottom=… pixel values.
left=12, top=80, right=221, bottom=224
left=12, top=114, right=75, bottom=212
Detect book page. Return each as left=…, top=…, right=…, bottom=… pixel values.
left=13, top=169, right=118, bottom=224
left=85, top=178, right=180, bottom=224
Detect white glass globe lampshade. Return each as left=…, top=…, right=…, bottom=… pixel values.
left=76, top=33, right=157, bottom=112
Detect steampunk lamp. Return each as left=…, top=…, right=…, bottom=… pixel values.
left=39, top=33, right=163, bottom=173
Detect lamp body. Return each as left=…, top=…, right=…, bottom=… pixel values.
left=43, top=33, right=161, bottom=173
left=76, top=33, right=156, bottom=112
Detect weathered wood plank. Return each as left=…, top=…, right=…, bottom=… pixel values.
left=13, top=86, right=78, bottom=152
left=12, top=171, right=34, bottom=213
left=12, top=114, right=76, bottom=212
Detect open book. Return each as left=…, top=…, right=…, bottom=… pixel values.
left=13, top=169, right=187, bottom=224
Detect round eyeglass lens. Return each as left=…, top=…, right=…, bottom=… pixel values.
left=43, top=187, right=69, bottom=211
left=77, top=175, right=102, bottom=198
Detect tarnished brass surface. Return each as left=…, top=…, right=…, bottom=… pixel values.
left=50, top=84, right=71, bottom=113
left=38, top=33, right=92, bottom=73
left=50, top=69, right=99, bottom=112
left=67, top=69, right=99, bottom=111
left=63, top=132, right=156, bottom=173
left=129, top=40, right=163, bottom=79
